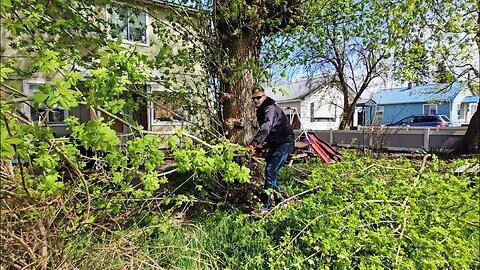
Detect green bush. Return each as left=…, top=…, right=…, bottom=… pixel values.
left=237, top=152, right=479, bottom=269
left=69, top=152, right=478, bottom=270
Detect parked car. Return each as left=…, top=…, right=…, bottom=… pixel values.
left=386, top=114, right=452, bottom=127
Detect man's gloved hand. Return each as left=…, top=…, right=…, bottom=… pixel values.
left=246, top=145, right=255, bottom=152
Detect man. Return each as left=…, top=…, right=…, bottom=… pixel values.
left=247, top=86, right=295, bottom=212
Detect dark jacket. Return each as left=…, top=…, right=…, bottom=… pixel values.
left=249, top=97, right=294, bottom=147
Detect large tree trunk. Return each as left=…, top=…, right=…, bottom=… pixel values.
left=220, top=67, right=258, bottom=145
left=339, top=103, right=355, bottom=130
left=456, top=100, right=480, bottom=154
left=339, top=89, right=351, bottom=130
left=217, top=3, right=262, bottom=145
left=219, top=41, right=259, bottom=145
left=213, top=0, right=302, bottom=144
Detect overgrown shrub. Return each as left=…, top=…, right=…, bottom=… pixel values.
left=249, top=153, right=479, bottom=269
left=51, top=152, right=479, bottom=270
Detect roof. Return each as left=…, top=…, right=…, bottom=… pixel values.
left=462, top=95, right=479, bottom=103
left=264, top=79, right=326, bottom=102
left=372, top=82, right=463, bottom=105
left=356, top=98, right=376, bottom=107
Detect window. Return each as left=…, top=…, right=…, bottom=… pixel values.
left=31, top=105, right=66, bottom=124
left=414, top=116, right=437, bottom=123
left=310, top=102, right=335, bottom=122
left=110, top=5, right=147, bottom=43
left=151, top=91, right=186, bottom=124
left=423, top=104, right=437, bottom=114
left=24, top=82, right=68, bottom=125
left=376, top=106, right=384, bottom=116
left=470, top=104, right=478, bottom=114
left=399, top=116, right=414, bottom=124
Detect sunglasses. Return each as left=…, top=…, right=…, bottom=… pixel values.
left=251, top=95, right=264, bottom=101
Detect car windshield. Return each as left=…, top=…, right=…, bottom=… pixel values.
left=441, top=115, right=451, bottom=122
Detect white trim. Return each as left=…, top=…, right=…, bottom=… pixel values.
left=23, top=79, right=69, bottom=126
left=23, top=79, right=44, bottom=123
left=277, top=99, right=302, bottom=103
left=146, top=100, right=151, bottom=131
left=106, top=4, right=149, bottom=46
left=423, top=103, right=438, bottom=114
left=151, top=121, right=186, bottom=126
left=149, top=88, right=186, bottom=126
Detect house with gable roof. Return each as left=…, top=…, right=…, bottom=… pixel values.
left=264, top=79, right=345, bottom=130
left=368, top=82, right=478, bottom=126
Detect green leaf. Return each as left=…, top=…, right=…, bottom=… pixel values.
left=0, top=65, right=13, bottom=83
left=0, top=0, right=12, bottom=8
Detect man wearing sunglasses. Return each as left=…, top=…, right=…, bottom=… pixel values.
left=247, top=86, right=295, bottom=213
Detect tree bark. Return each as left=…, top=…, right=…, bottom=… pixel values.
left=214, top=0, right=302, bottom=144
left=339, top=103, right=355, bottom=130
left=338, top=78, right=353, bottom=130
left=339, top=98, right=350, bottom=130
left=217, top=2, right=262, bottom=145
left=220, top=67, right=258, bottom=145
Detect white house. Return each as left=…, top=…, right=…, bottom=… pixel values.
left=265, top=79, right=344, bottom=130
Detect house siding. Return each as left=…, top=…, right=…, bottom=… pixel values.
left=437, top=103, right=451, bottom=117
left=299, top=89, right=343, bottom=130
left=266, top=79, right=345, bottom=131
left=371, top=82, right=478, bottom=127
left=381, top=104, right=422, bottom=124
left=376, top=90, right=474, bottom=126
left=450, top=88, right=470, bottom=126
left=377, top=103, right=452, bottom=125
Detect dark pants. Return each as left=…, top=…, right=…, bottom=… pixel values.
left=261, top=141, right=294, bottom=209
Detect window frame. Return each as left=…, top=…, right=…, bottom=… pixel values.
left=423, top=104, right=437, bottom=114
left=149, top=89, right=187, bottom=126
left=108, top=4, right=149, bottom=45
left=310, top=102, right=335, bottom=122
left=23, top=79, right=69, bottom=126
left=376, top=106, right=384, bottom=117
left=470, top=104, right=478, bottom=114
left=398, top=116, right=414, bottom=124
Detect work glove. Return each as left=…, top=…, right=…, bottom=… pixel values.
left=246, top=145, right=255, bottom=152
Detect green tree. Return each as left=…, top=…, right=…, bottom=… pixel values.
left=272, top=0, right=477, bottom=146
left=285, top=0, right=400, bottom=130
left=0, top=1, right=252, bottom=268
left=393, top=0, right=479, bottom=154
left=160, top=0, right=305, bottom=144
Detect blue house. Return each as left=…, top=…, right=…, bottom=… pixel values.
left=362, top=82, right=479, bottom=127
